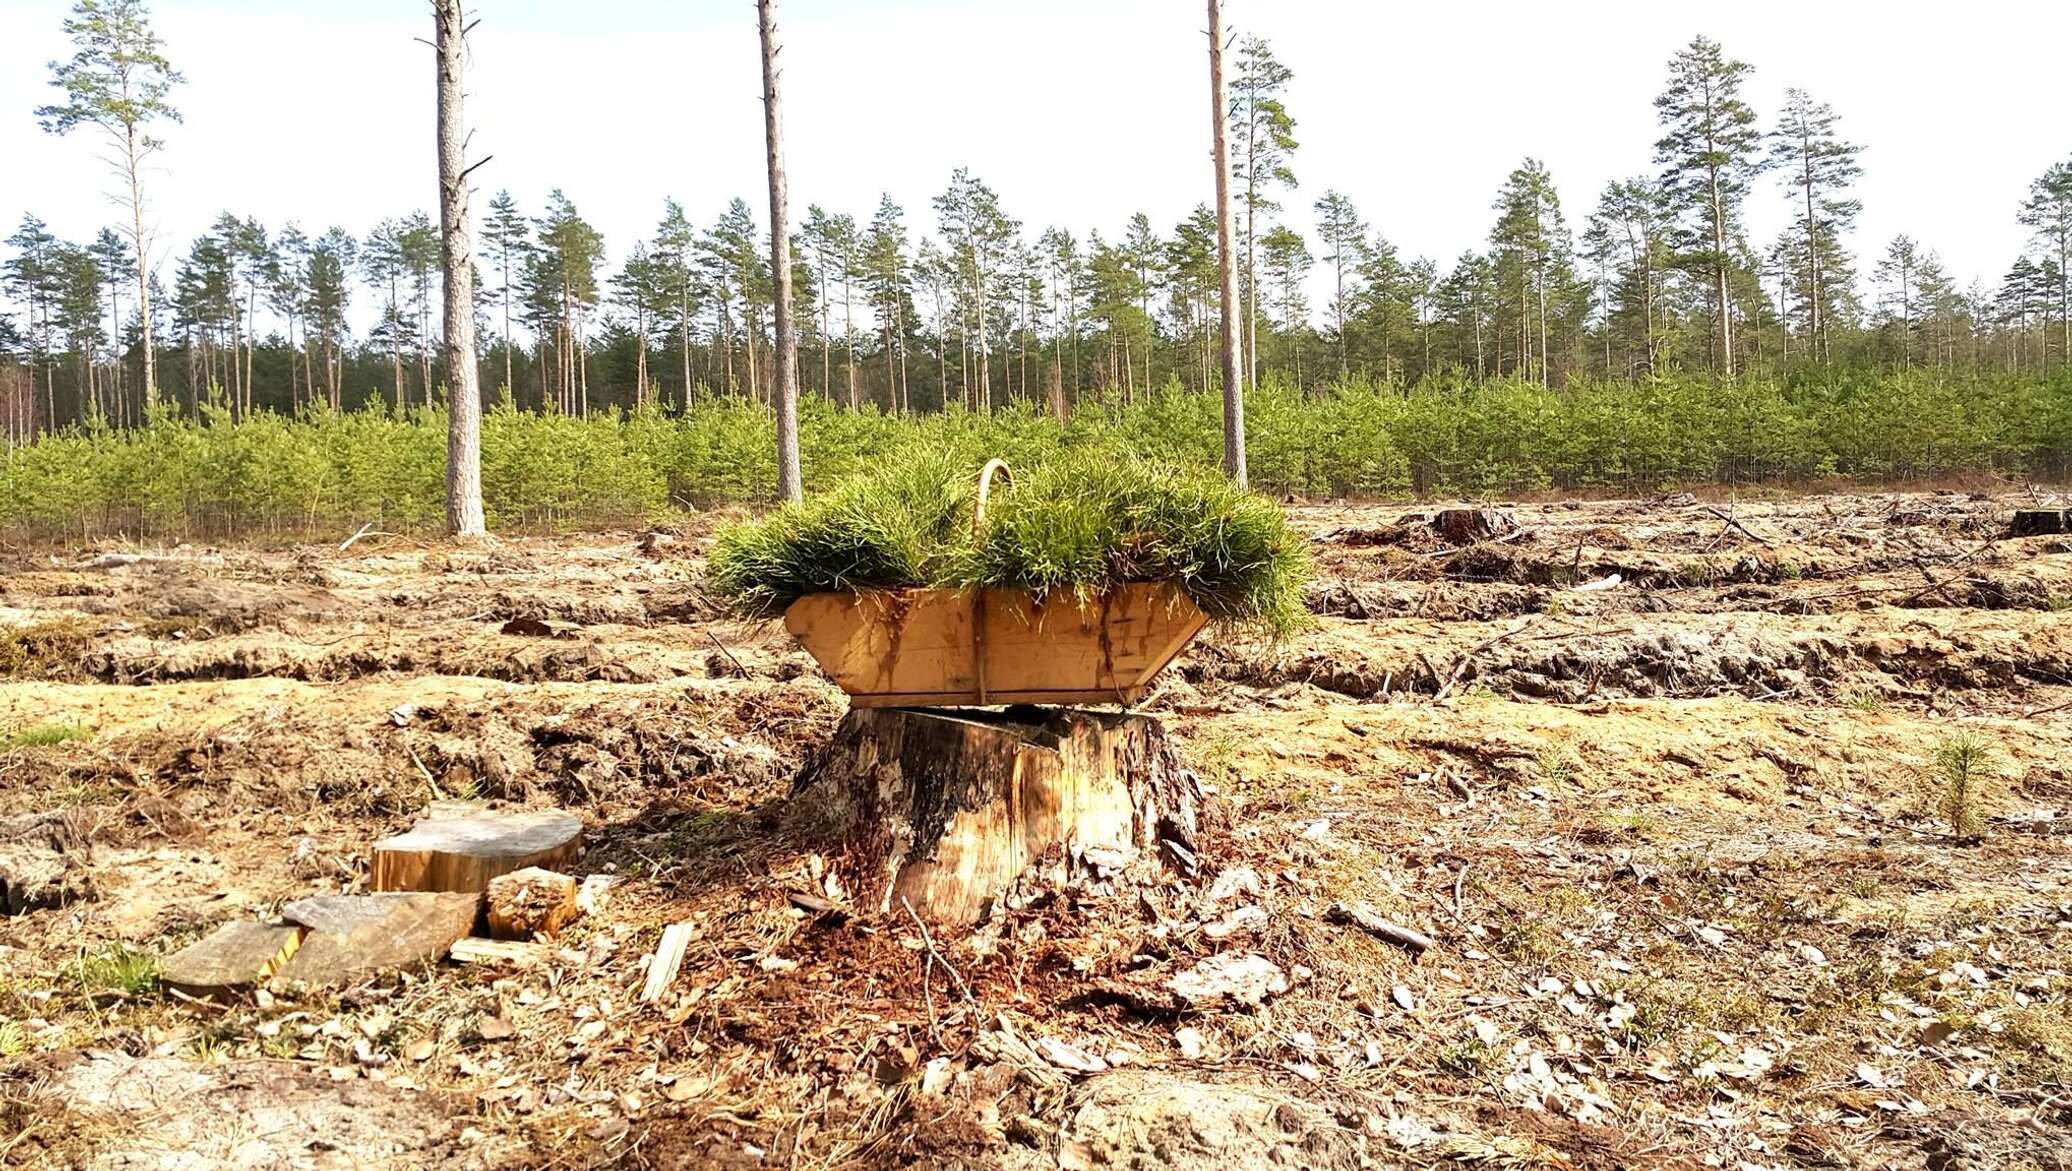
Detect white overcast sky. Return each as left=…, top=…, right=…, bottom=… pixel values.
left=2, top=0, right=2067, bottom=322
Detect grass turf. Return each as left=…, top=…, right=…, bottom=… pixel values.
left=707, top=447, right=1309, bottom=638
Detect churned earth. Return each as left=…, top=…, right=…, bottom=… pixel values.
left=1, top=485, right=2068, bottom=1170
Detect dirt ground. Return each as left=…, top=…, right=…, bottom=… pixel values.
left=1, top=486, right=2069, bottom=1170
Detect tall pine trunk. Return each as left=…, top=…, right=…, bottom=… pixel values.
left=760, top=0, right=803, bottom=501
left=1207, top=0, right=1246, bottom=487
left=435, top=0, right=486, bottom=536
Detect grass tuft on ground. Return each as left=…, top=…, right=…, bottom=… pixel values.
left=0, top=722, right=92, bottom=750
left=707, top=447, right=1310, bottom=637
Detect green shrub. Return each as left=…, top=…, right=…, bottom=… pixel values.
left=3, top=369, right=2067, bottom=542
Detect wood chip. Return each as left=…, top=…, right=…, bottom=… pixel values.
left=641, top=922, right=694, bottom=1003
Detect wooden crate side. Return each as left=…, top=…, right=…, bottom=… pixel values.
left=979, top=583, right=1205, bottom=698
left=786, top=584, right=1207, bottom=705
left=785, top=588, right=978, bottom=698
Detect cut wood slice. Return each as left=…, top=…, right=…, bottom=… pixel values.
left=784, top=583, right=1206, bottom=708
left=160, top=921, right=306, bottom=1002
left=372, top=802, right=583, bottom=894
left=485, top=867, right=580, bottom=940
left=789, top=706, right=1199, bottom=925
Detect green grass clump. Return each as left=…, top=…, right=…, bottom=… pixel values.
left=78, top=944, right=158, bottom=996
left=707, top=448, right=1310, bottom=638
left=0, top=722, right=92, bottom=750
left=706, top=445, right=977, bottom=617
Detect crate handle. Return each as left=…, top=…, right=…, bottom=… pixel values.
left=971, top=458, right=1012, bottom=705
left=973, top=458, right=1013, bottom=537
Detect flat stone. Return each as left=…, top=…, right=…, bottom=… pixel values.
left=273, top=892, right=481, bottom=986
left=160, top=920, right=306, bottom=1000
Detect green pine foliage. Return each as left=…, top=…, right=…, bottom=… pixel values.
left=2, top=370, right=2068, bottom=543
left=707, top=446, right=1311, bottom=638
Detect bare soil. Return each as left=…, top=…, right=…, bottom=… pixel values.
left=2, top=487, right=2069, bottom=1170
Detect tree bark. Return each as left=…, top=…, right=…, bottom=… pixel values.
left=760, top=0, right=803, bottom=502
left=436, top=0, right=486, bottom=537
left=788, top=707, right=1200, bottom=925
left=1207, top=0, right=1246, bottom=488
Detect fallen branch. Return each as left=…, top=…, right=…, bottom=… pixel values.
left=1324, top=901, right=1436, bottom=955
left=338, top=522, right=393, bottom=552
left=1701, top=502, right=1770, bottom=548
left=901, top=897, right=977, bottom=1046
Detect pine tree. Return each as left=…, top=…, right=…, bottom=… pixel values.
left=4, top=217, right=60, bottom=429
left=2018, top=158, right=2072, bottom=369
left=306, top=228, right=353, bottom=409
left=481, top=191, right=532, bottom=400
left=864, top=195, right=912, bottom=413
left=1584, top=180, right=1676, bottom=376
left=1654, top=35, right=1761, bottom=376
left=1875, top=235, right=1923, bottom=368
left=1258, top=224, right=1310, bottom=383
left=1313, top=191, right=1366, bottom=377
left=37, top=0, right=183, bottom=411
left=651, top=198, right=699, bottom=407
left=433, top=0, right=484, bottom=535
left=1489, top=160, right=1577, bottom=383
left=1226, top=33, right=1297, bottom=391
left=933, top=169, right=1017, bottom=410
left=1767, top=88, right=1863, bottom=363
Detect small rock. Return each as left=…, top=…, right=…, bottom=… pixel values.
left=1174, top=1027, right=1206, bottom=1060
left=1202, top=905, right=1269, bottom=940
left=477, top=1016, right=515, bottom=1042
left=1206, top=867, right=1263, bottom=904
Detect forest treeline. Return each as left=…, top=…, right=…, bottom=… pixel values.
left=4, top=371, right=2067, bottom=540
left=4, top=31, right=2071, bottom=443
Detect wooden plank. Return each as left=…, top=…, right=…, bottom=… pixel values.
left=372, top=803, right=583, bottom=894
left=641, top=922, right=695, bottom=1003
left=785, top=584, right=1205, bottom=706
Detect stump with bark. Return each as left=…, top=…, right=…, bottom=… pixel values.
left=789, top=706, right=1199, bottom=925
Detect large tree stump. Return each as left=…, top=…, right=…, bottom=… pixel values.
left=790, top=707, right=1199, bottom=925
left=2010, top=509, right=2069, bottom=537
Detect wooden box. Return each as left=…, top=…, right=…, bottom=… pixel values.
left=783, top=582, right=1206, bottom=707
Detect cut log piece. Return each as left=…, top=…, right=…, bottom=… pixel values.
left=0, top=840, right=91, bottom=915
left=485, top=867, right=580, bottom=940
left=2009, top=509, right=2069, bottom=537
left=0, top=808, right=97, bottom=915
left=160, top=921, right=306, bottom=1001
left=273, top=892, right=482, bottom=986
left=371, top=802, right=583, bottom=894
left=789, top=707, right=1200, bottom=926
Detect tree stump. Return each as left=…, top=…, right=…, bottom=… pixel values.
left=2010, top=509, right=2069, bottom=537
left=789, top=706, right=1199, bottom=925
left=371, top=802, right=583, bottom=894
left=1432, top=508, right=1517, bottom=545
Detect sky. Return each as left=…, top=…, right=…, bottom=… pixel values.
left=2, top=0, right=2068, bottom=329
